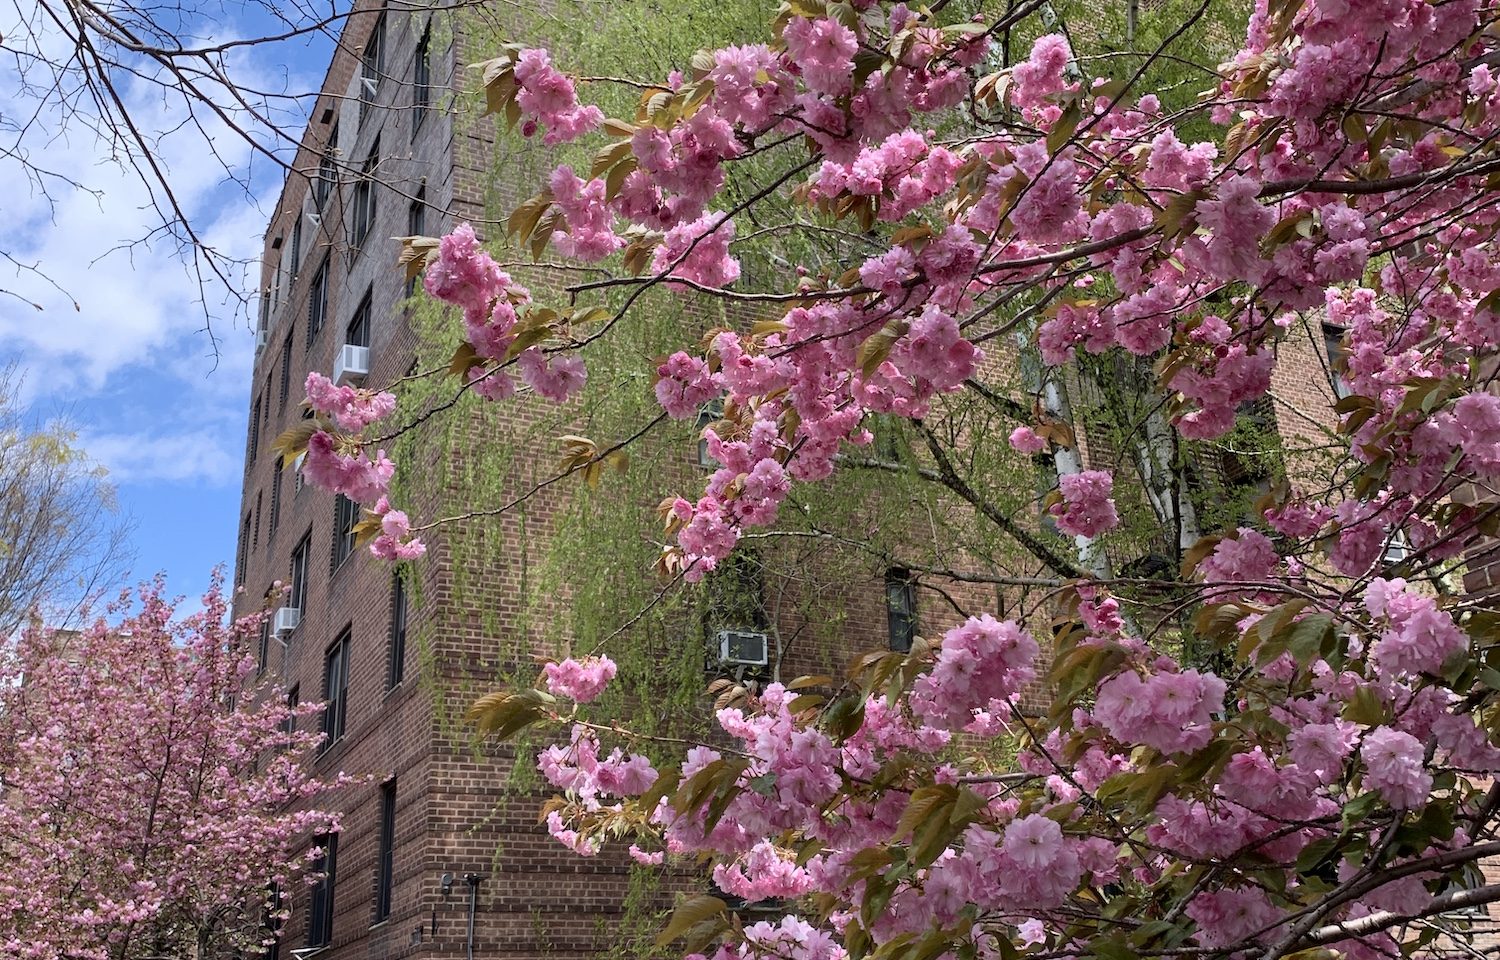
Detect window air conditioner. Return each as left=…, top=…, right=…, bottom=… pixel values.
left=334, top=344, right=370, bottom=384
left=273, top=606, right=301, bottom=635
left=255, top=328, right=268, bottom=353
left=717, top=630, right=769, bottom=667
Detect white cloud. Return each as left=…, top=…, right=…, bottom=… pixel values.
left=81, top=429, right=244, bottom=486
left=0, top=15, right=316, bottom=408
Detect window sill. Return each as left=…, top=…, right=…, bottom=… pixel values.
left=317, top=734, right=347, bottom=763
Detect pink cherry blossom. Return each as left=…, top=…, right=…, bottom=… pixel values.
left=543, top=656, right=618, bottom=703
left=1050, top=470, right=1119, bottom=538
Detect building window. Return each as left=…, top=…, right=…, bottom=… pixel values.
left=352, top=140, right=379, bottom=250
left=696, top=398, right=725, bottom=469
left=236, top=513, right=251, bottom=586
left=322, top=630, right=351, bottom=746
left=347, top=292, right=372, bottom=349
left=314, top=131, right=336, bottom=211
left=412, top=24, right=431, bottom=139
left=332, top=494, right=360, bottom=570
left=359, top=13, right=385, bottom=126
left=405, top=189, right=426, bottom=297
left=283, top=685, right=299, bottom=737
left=289, top=531, right=311, bottom=613
left=253, top=491, right=263, bottom=551
left=1384, top=528, right=1410, bottom=565
left=374, top=779, right=396, bottom=922
left=249, top=396, right=262, bottom=461
left=388, top=574, right=407, bottom=690
left=270, top=457, right=283, bottom=533
left=257, top=617, right=271, bottom=676
left=269, top=251, right=283, bottom=314
left=306, top=832, right=338, bottom=947
left=705, top=551, right=767, bottom=632
left=885, top=569, right=917, bottom=653
left=279, top=333, right=294, bottom=411
left=307, top=259, right=328, bottom=351
left=290, top=218, right=302, bottom=274
left=1322, top=323, right=1351, bottom=399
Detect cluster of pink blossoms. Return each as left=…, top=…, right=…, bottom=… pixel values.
left=513, top=48, right=603, bottom=145
left=1049, top=470, right=1118, bottom=538
left=909, top=615, right=1038, bottom=732
left=304, top=372, right=396, bottom=432
left=1093, top=667, right=1226, bottom=755
left=542, top=656, right=618, bottom=703
left=299, top=376, right=425, bottom=560
left=1363, top=577, right=1468, bottom=678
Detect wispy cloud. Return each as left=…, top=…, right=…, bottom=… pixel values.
left=81, top=429, right=244, bottom=486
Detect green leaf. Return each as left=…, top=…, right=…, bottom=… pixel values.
left=1341, top=790, right=1381, bottom=829
left=1293, top=835, right=1341, bottom=873
left=656, top=895, right=727, bottom=947
left=1341, top=685, right=1386, bottom=725
left=823, top=695, right=867, bottom=742
left=898, top=785, right=957, bottom=838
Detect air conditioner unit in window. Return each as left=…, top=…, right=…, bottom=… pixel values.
left=717, top=630, right=769, bottom=667
left=334, top=344, right=370, bottom=384
left=255, top=328, right=268, bottom=353
left=273, top=606, right=301, bottom=635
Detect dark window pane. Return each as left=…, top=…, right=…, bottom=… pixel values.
left=283, top=685, right=298, bottom=737
left=322, top=631, right=350, bottom=744
left=270, top=457, right=283, bottom=533
left=279, top=334, right=294, bottom=410
left=257, top=618, right=271, bottom=675
left=290, top=533, right=311, bottom=612
left=375, top=779, right=396, bottom=921
left=306, top=261, right=328, bottom=350
left=1323, top=323, right=1351, bottom=399
left=405, top=190, right=426, bottom=297
left=307, top=832, right=338, bottom=946
left=249, top=397, right=261, bottom=460
left=388, top=574, right=407, bottom=689
left=347, top=293, right=371, bottom=348
left=352, top=139, right=379, bottom=249
left=885, top=569, right=917, bottom=653
left=332, top=495, right=359, bottom=569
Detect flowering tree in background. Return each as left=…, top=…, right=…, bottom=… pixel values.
left=284, top=0, right=1500, bottom=959
left=0, top=578, right=348, bottom=959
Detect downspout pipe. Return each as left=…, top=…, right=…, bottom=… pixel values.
left=464, top=874, right=484, bottom=960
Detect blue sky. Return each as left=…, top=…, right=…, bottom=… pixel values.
left=0, top=8, right=336, bottom=607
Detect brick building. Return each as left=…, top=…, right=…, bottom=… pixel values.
left=233, top=5, right=924, bottom=958
left=231, top=4, right=1499, bottom=960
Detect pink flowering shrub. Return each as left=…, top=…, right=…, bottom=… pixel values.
left=0, top=578, right=349, bottom=956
